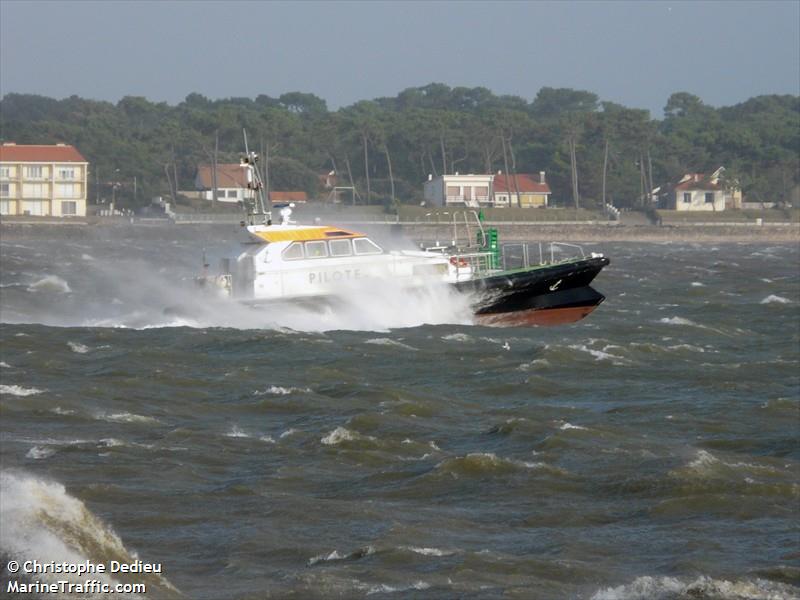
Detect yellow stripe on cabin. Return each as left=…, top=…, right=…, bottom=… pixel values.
left=251, top=227, right=363, bottom=243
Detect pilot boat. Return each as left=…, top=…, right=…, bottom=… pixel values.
left=196, top=143, right=609, bottom=327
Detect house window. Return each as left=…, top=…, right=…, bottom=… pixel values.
left=683, top=192, right=691, bottom=203
left=56, top=183, right=79, bottom=198
left=304, top=241, right=328, bottom=259
left=58, top=167, right=75, bottom=179
left=0, top=199, right=10, bottom=215
left=282, top=242, right=304, bottom=260
left=23, top=183, right=47, bottom=198
left=216, top=189, right=226, bottom=198
left=22, top=200, right=45, bottom=216
left=329, top=239, right=352, bottom=257
left=0, top=183, right=8, bottom=198
left=227, top=190, right=238, bottom=198
left=0, top=167, right=9, bottom=178
left=61, top=201, right=77, bottom=215
left=705, top=192, right=714, bottom=203
left=26, top=166, right=43, bottom=178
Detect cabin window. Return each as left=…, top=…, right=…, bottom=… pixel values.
left=282, top=242, right=304, bottom=260
left=705, top=192, right=714, bottom=203
left=329, top=239, right=352, bottom=257
left=305, top=240, right=328, bottom=258
left=353, top=238, right=382, bottom=255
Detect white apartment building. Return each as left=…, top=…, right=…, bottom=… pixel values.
left=0, top=143, right=89, bottom=217
left=423, top=174, right=493, bottom=208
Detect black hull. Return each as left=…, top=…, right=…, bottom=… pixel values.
left=456, top=256, right=610, bottom=326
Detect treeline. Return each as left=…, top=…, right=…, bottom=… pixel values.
left=0, top=84, right=798, bottom=209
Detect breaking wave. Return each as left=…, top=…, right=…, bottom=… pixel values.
left=590, top=575, right=799, bottom=600
left=760, top=294, right=792, bottom=305
left=0, top=384, right=44, bottom=396
left=27, top=274, right=72, bottom=293
left=0, top=470, right=179, bottom=597
left=321, top=426, right=376, bottom=446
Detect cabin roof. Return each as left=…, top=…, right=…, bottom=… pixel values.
left=249, top=225, right=363, bottom=243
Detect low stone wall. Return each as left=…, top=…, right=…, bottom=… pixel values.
left=403, top=222, right=800, bottom=243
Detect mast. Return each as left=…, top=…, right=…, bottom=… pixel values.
left=241, top=129, right=272, bottom=225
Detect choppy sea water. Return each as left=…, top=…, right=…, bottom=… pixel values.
left=0, top=226, right=798, bottom=600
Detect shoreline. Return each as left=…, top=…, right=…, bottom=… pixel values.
left=1, top=217, right=798, bottom=244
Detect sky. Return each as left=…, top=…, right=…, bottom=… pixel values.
left=1, top=0, right=798, bottom=118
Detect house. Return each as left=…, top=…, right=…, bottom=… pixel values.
left=0, top=143, right=89, bottom=217
left=423, top=172, right=551, bottom=208
left=657, top=167, right=741, bottom=211
left=423, top=174, right=494, bottom=208
left=493, top=172, right=551, bottom=208
left=195, top=163, right=249, bottom=202
left=269, top=191, right=307, bottom=203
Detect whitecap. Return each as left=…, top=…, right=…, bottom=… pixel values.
left=568, top=344, right=628, bottom=365
left=690, top=281, right=705, bottom=287
left=308, top=545, right=375, bottom=566
left=518, top=358, right=550, bottom=371
left=364, top=581, right=430, bottom=595
left=658, top=316, right=702, bottom=327
left=321, top=426, right=375, bottom=446
left=98, top=438, right=125, bottom=448
left=95, top=412, right=160, bottom=425
left=27, top=275, right=71, bottom=293
left=81, top=253, right=94, bottom=261
left=68, top=341, right=89, bottom=354
left=364, top=338, right=417, bottom=351
left=259, top=435, right=276, bottom=444
left=667, top=344, right=706, bottom=353
left=280, top=428, right=299, bottom=438
left=256, top=385, right=311, bottom=395
left=0, top=384, right=44, bottom=396
left=442, top=333, right=472, bottom=342
left=26, top=446, right=56, bottom=460
left=760, top=294, right=791, bottom=304
left=308, top=550, right=345, bottom=565
left=225, top=426, right=250, bottom=438
left=0, top=362, right=11, bottom=368
left=402, top=546, right=454, bottom=557
left=559, top=422, right=588, bottom=431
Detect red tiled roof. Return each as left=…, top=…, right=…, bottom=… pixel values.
left=196, top=164, right=249, bottom=189
left=269, top=191, right=308, bottom=202
left=674, top=174, right=722, bottom=191
left=493, top=173, right=551, bottom=194
left=0, top=144, right=87, bottom=163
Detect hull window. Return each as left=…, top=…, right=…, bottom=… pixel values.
left=329, top=239, right=353, bottom=257
left=282, top=242, right=304, bottom=260
left=305, top=241, right=328, bottom=258
left=353, top=238, right=383, bottom=255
